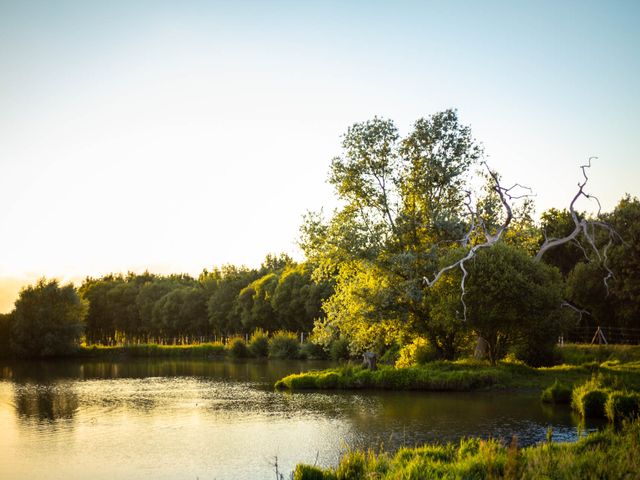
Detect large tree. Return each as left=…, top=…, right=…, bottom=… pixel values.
left=302, top=110, right=483, bottom=357
left=11, top=279, right=87, bottom=357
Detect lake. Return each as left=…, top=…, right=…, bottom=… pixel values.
left=0, top=359, right=598, bottom=479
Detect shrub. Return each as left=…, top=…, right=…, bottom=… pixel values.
left=268, top=331, right=300, bottom=359
left=379, top=342, right=400, bottom=364
left=605, top=391, right=640, bottom=424
left=227, top=337, right=250, bottom=358
left=335, top=450, right=367, bottom=480
left=572, top=377, right=609, bottom=418
left=329, top=338, right=350, bottom=361
left=395, top=338, right=437, bottom=367
left=293, top=464, right=330, bottom=480
left=300, top=341, right=328, bottom=360
left=541, top=380, right=572, bottom=404
left=248, top=329, right=269, bottom=357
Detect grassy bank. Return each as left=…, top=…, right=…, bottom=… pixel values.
left=556, top=343, right=640, bottom=365
left=275, top=361, right=512, bottom=391
left=75, top=331, right=312, bottom=360
left=78, top=343, right=228, bottom=358
left=275, top=355, right=640, bottom=392
left=293, top=420, right=640, bottom=479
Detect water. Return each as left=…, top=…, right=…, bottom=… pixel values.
left=0, top=359, right=599, bottom=479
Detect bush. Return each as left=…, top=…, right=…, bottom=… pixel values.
left=605, top=391, right=640, bottom=424
left=227, top=337, right=250, bottom=358
left=572, top=377, right=609, bottom=418
left=395, top=338, right=437, bottom=367
left=379, top=342, right=400, bottom=364
left=268, top=331, right=300, bottom=359
left=248, top=329, right=269, bottom=357
left=335, top=450, right=367, bottom=480
left=541, top=380, right=572, bottom=404
left=300, top=341, right=328, bottom=360
left=329, top=338, right=350, bottom=361
left=293, top=464, right=331, bottom=480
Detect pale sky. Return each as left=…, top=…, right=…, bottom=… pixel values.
left=1, top=0, right=639, bottom=312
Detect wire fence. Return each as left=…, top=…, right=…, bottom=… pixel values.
left=562, top=326, right=640, bottom=345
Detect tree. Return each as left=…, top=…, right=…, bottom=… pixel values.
left=0, top=313, right=11, bottom=357
left=152, top=286, right=208, bottom=343
left=206, top=265, right=259, bottom=336
left=538, top=208, right=587, bottom=277
left=11, top=279, right=87, bottom=357
left=301, top=110, right=483, bottom=357
left=607, top=195, right=640, bottom=328
left=433, top=244, right=563, bottom=365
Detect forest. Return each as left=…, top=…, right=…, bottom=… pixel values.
left=1, top=110, right=639, bottom=365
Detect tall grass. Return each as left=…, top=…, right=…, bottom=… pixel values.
left=557, top=344, right=640, bottom=366
left=294, top=420, right=640, bottom=479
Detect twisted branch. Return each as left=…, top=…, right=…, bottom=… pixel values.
left=423, top=158, right=622, bottom=321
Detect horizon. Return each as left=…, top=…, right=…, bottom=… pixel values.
left=1, top=0, right=639, bottom=312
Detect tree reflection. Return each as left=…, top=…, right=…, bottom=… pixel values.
left=13, top=383, right=78, bottom=421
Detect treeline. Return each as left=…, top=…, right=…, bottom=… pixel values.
left=80, top=254, right=332, bottom=345
left=0, top=254, right=334, bottom=357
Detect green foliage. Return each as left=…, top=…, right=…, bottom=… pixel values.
left=538, top=208, right=587, bottom=277
left=227, top=337, right=250, bottom=358
left=395, top=337, right=437, bottom=367
left=557, top=196, right=640, bottom=334
left=378, top=342, right=400, bottom=365
left=294, top=419, right=640, bottom=480
left=557, top=344, right=640, bottom=365
left=605, top=391, right=640, bottom=424
left=302, top=110, right=483, bottom=359
left=275, top=363, right=509, bottom=391
left=268, top=331, right=300, bottom=359
left=335, top=450, right=367, bottom=480
left=299, top=341, right=328, bottom=360
left=293, top=464, right=330, bottom=480
left=11, top=279, right=87, bottom=357
left=541, top=380, right=572, bottom=404
left=572, top=377, right=609, bottom=418
left=329, top=338, right=350, bottom=361
left=205, top=265, right=259, bottom=335
left=78, top=342, right=226, bottom=358
left=248, top=329, right=269, bottom=357
left=460, top=243, right=564, bottom=364
left=0, top=313, right=11, bottom=357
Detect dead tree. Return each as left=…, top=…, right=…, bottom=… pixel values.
left=423, top=158, right=621, bottom=321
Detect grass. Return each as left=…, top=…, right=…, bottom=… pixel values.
left=276, top=361, right=513, bottom=391
left=556, top=344, right=640, bottom=365
left=78, top=342, right=227, bottom=358
left=275, top=356, right=640, bottom=393
left=541, top=380, right=572, bottom=404
left=293, top=420, right=640, bottom=479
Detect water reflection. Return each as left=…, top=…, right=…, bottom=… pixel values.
left=1, top=358, right=329, bottom=385
left=0, top=359, right=602, bottom=480
left=13, top=382, right=78, bottom=421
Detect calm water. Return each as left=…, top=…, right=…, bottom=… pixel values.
left=0, top=359, right=599, bottom=480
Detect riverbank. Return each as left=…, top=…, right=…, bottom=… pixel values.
left=276, top=344, right=640, bottom=392
left=293, top=419, right=640, bottom=479
left=77, top=343, right=228, bottom=358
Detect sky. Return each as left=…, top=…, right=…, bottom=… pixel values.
left=0, top=0, right=639, bottom=312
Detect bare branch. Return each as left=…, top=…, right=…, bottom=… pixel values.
left=423, top=162, right=519, bottom=320
left=535, top=158, right=621, bottom=295
left=561, top=301, right=591, bottom=323
left=422, top=158, right=622, bottom=320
